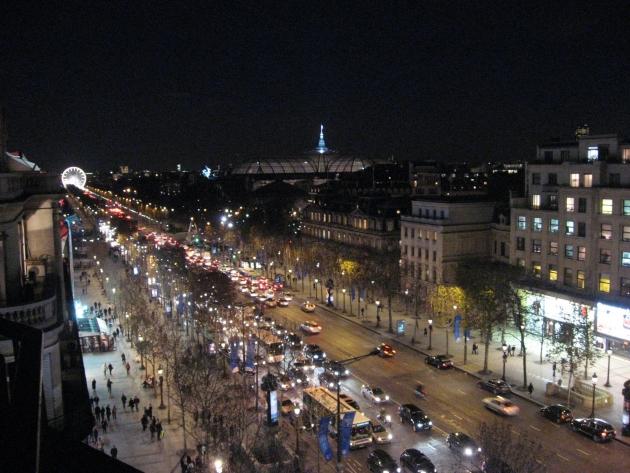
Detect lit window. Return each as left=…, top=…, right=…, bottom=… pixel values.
left=570, top=173, right=580, bottom=187
left=583, top=174, right=593, bottom=187
left=532, top=262, right=541, bottom=278
left=565, top=220, right=575, bottom=236
left=549, top=218, right=559, bottom=233
left=577, top=270, right=585, bottom=289
left=601, top=199, right=613, bottom=215
left=587, top=146, right=598, bottom=162
left=531, top=194, right=541, bottom=209
left=533, top=217, right=543, bottom=232
left=623, top=225, right=630, bottom=242
left=532, top=239, right=542, bottom=253
left=599, top=273, right=611, bottom=293
left=623, top=149, right=630, bottom=163
left=549, top=265, right=558, bottom=281
left=622, top=251, right=630, bottom=267
left=565, top=244, right=574, bottom=258
left=517, top=216, right=527, bottom=230
left=566, top=197, right=575, bottom=212
left=624, top=200, right=630, bottom=216
left=578, top=246, right=586, bottom=261
left=549, top=241, right=558, bottom=255
left=600, top=224, right=612, bottom=240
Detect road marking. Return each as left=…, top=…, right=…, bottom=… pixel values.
left=457, top=389, right=467, bottom=395
left=426, top=443, right=437, bottom=450
left=510, top=428, right=520, bottom=436
left=535, top=458, right=545, bottom=465
left=529, top=425, right=541, bottom=432
left=453, top=414, right=463, bottom=420
left=556, top=453, right=570, bottom=462
left=576, top=448, right=591, bottom=456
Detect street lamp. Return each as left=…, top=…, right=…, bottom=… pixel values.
left=214, top=459, right=223, bottom=473
left=294, top=406, right=301, bottom=454
left=342, top=288, right=346, bottom=313
left=605, top=349, right=613, bottom=387
left=314, top=278, right=319, bottom=301
left=375, top=300, right=381, bottom=326
left=428, top=319, right=433, bottom=350
left=590, top=373, right=598, bottom=418
left=502, top=343, right=508, bottom=381
left=158, top=366, right=165, bottom=409
left=404, top=289, right=409, bottom=314
left=125, top=313, right=131, bottom=342
left=138, top=335, right=145, bottom=370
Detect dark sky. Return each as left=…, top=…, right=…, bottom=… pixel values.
left=2, top=1, right=630, bottom=172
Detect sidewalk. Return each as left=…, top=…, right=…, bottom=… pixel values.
left=287, top=276, right=630, bottom=446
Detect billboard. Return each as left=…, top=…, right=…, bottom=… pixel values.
left=596, top=303, right=630, bottom=342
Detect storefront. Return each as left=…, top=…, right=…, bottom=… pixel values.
left=596, top=302, right=630, bottom=358
left=78, top=316, right=114, bottom=352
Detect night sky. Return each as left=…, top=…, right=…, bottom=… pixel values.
left=2, top=1, right=630, bottom=172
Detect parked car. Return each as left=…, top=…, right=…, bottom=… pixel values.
left=318, top=371, right=338, bottom=388
left=478, top=378, right=511, bottom=395
left=303, top=344, right=326, bottom=362
left=325, top=360, right=349, bottom=377
left=446, top=432, right=482, bottom=458
left=285, top=332, right=303, bottom=349
left=301, top=301, right=316, bottom=313
left=371, top=421, right=393, bottom=444
left=376, top=343, right=396, bottom=357
left=540, top=404, right=573, bottom=423
left=570, top=417, right=616, bottom=442
left=367, top=449, right=400, bottom=473
left=361, top=385, right=390, bottom=403
left=425, top=354, right=453, bottom=369
left=399, top=404, right=432, bottom=431
left=300, top=320, right=322, bottom=334
left=482, top=396, right=520, bottom=416
left=287, top=367, right=309, bottom=387
left=400, top=448, right=436, bottom=473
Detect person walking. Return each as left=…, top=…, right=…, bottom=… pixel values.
left=511, top=345, right=516, bottom=357
left=134, top=395, right=140, bottom=411
left=148, top=404, right=153, bottom=419
left=423, top=327, right=428, bottom=337
left=128, top=398, right=134, bottom=412
left=103, top=363, right=108, bottom=377
left=107, top=378, right=113, bottom=396
left=92, top=378, right=96, bottom=391
left=94, top=395, right=100, bottom=407
left=110, top=445, right=118, bottom=459
left=112, top=405, right=117, bottom=421
left=125, top=362, right=131, bottom=376
left=141, top=415, right=148, bottom=432
left=106, top=405, right=111, bottom=422
left=108, top=363, right=114, bottom=376
left=150, top=421, right=156, bottom=441
left=527, top=382, right=534, bottom=397
left=121, top=393, right=127, bottom=410
left=92, top=426, right=99, bottom=444
left=552, top=361, right=557, bottom=378
left=100, top=406, right=105, bottom=421
left=157, top=421, right=163, bottom=441
left=121, top=353, right=126, bottom=364
left=101, top=418, right=108, bottom=433
left=94, top=406, right=101, bottom=421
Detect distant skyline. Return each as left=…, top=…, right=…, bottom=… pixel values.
left=2, top=1, right=630, bottom=172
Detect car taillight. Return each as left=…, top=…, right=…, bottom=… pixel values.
left=601, top=432, right=607, bottom=437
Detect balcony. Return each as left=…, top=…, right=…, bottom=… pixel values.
left=0, top=275, right=58, bottom=329
left=0, top=173, right=62, bottom=202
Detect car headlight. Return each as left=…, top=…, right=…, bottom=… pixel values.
left=385, top=395, right=390, bottom=401
left=428, top=421, right=433, bottom=425
left=375, top=397, right=381, bottom=402
left=417, top=423, right=423, bottom=428
left=396, top=469, right=401, bottom=473
left=387, top=433, right=393, bottom=440
left=464, top=447, right=473, bottom=456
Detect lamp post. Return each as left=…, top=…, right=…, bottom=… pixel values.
left=605, top=349, right=613, bottom=387
left=334, top=371, right=343, bottom=472
left=158, top=367, right=165, bottom=409
left=342, top=289, right=346, bottom=313
left=404, top=289, right=409, bottom=314
left=428, top=319, right=433, bottom=350
left=138, top=335, right=145, bottom=370
left=502, top=343, right=508, bottom=381
left=375, top=300, right=381, bottom=326
left=314, top=278, right=319, bottom=300
left=125, top=313, right=131, bottom=342
left=214, top=459, right=223, bottom=473
left=294, top=406, right=301, bottom=454
left=288, top=269, right=293, bottom=288
left=590, top=373, right=598, bottom=417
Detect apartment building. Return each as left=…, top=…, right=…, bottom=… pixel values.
left=511, top=132, right=630, bottom=354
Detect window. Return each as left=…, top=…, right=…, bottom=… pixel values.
left=516, top=237, right=525, bottom=251
left=578, top=222, right=586, bottom=237
left=425, top=249, right=429, bottom=260
left=577, top=270, right=585, bottom=289
left=623, top=225, right=630, bottom=242
left=566, top=197, right=575, bottom=212
left=609, top=174, right=620, bottom=186
left=411, top=228, right=415, bottom=239
left=565, top=220, right=575, bottom=235
left=403, top=245, right=408, bottom=256
left=587, top=146, right=598, bottom=162
left=516, top=258, right=525, bottom=267
left=624, top=200, right=630, bottom=216
left=564, top=268, right=573, bottom=286
left=570, top=173, right=580, bottom=187
left=432, top=251, right=436, bottom=262
left=560, top=150, right=570, bottom=161
left=531, top=173, right=541, bottom=185
left=531, top=195, right=541, bottom=209
left=517, top=216, right=527, bottom=230
left=622, top=251, right=630, bottom=267
left=600, top=224, right=612, bottom=240
left=500, top=242, right=506, bottom=257
left=433, top=231, right=437, bottom=241
left=547, top=173, right=557, bottom=185
left=599, top=273, right=611, bottom=293
left=549, top=265, right=558, bottom=281
left=578, top=246, right=586, bottom=261
left=532, top=239, right=542, bottom=253
left=548, top=194, right=558, bottom=209
left=600, top=248, right=612, bottom=264
left=549, top=218, right=559, bottom=233
left=601, top=199, right=613, bottom=215
left=533, top=217, right=543, bottom=232
left=578, top=198, right=587, bottom=213
left=544, top=150, right=553, bottom=162
left=532, top=262, right=541, bottom=278
left=621, top=277, right=630, bottom=297
left=549, top=241, right=558, bottom=255
left=624, top=149, right=630, bottom=163
left=418, top=230, right=423, bottom=239
left=565, top=244, right=574, bottom=258
left=583, top=174, right=593, bottom=188
left=411, top=247, right=415, bottom=257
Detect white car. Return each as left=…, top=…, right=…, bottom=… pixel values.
left=361, top=385, right=390, bottom=403
left=300, top=320, right=322, bottom=334
left=282, top=292, right=294, bottom=301
left=371, top=421, right=393, bottom=444
left=301, top=301, right=316, bottom=313
left=483, top=396, right=520, bottom=416
left=278, top=298, right=290, bottom=307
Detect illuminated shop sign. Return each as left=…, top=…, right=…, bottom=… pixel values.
left=596, top=303, right=630, bottom=342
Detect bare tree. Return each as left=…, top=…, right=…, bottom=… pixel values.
left=478, top=421, right=547, bottom=473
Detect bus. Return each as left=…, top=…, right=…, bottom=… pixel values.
left=256, top=331, right=285, bottom=363
left=303, top=386, right=372, bottom=449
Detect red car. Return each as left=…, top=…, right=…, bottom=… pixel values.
left=376, top=343, right=396, bottom=358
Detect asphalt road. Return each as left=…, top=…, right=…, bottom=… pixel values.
left=260, top=294, right=629, bottom=473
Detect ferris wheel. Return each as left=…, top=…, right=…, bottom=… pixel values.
left=61, top=166, right=87, bottom=189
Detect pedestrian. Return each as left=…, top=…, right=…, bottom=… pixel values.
left=423, top=327, right=428, bottom=336
left=94, top=395, right=100, bottom=407
left=134, top=395, right=140, bottom=411
left=552, top=361, right=557, bottom=377
left=112, top=405, right=117, bottom=421
left=376, top=313, right=381, bottom=327
left=150, top=422, right=156, bottom=440
left=141, top=415, right=148, bottom=431
left=92, top=378, right=96, bottom=391
left=528, top=382, right=534, bottom=396
left=103, top=363, right=108, bottom=377
left=360, top=308, right=365, bottom=319
left=157, top=421, right=163, bottom=441
left=128, top=398, right=134, bottom=411
left=101, top=418, right=108, bottom=433
left=95, top=406, right=101, bottom=421
left=107, top=378, right=112, bottom=396
left=106, top=405, right=111, bottom=421
left=108, top=363, right=114, bottom=375
left=110, top=445, right=118, bottom=459
left=92, top=426, right=98, bottom=443
left=100, top=406, right=105, bottom=420
left=98, top=437, right=105, bottom=452
left=148, top=404, right=153, bottom=418
left=126, top=362, right=130, bottom=376
left=121, top=353, right=126, bottom=364
left=121, top=393, right=127, bottom=410
left=506, top=345, right=511, bottom=356
left=511, top=346, right=516, bottom=357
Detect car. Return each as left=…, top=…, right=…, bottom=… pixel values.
left=399, top=404, right=433, bottom=431
left=325, top=360, right=349, bottom=377
left=301, top=301, right=316, bottom=313
left=285, top=332, right=303, bottom=349
left=371, top=421, right=393, bottom=444
left=277, top=374, right=294, bottom=391
left=318, top=371, right=338, bottom=388
left=272, top=324, right=287, bottom=336
left=280, top=399, right=295, bottom=416
left=570, top=417, right=616, bottom=442
left=292, top=358, right=313, bottom=371
left=339, top=393, right=360, bottom=410
left=361, top=385, right=390, bottom=403
left=282, top=292, right=294, bottom=301
left=265, top=298, right=278, bottom=308
left=249, top=290, right=259, bottom=298
left=303, top=344, right=326, bottom=365
left=287, top=367, right=310, bottom=387
left=278, top=298, right=290, bottom=307
left=425, top=354, right=453, bottom=369
left=540, top=404, right=573, bottom=424
left=367, top=449, right=400, bottom=473
left=376, top=343, right=396, bottom=357
left=478, top=378, right=511, bottom=395
left=446, top=432, right=482, bottom=458
left=300, top=320, right=322, bottom=334
left=482, top=396, right=520, bottom=416
left=399, top=448, right=436, bottom=473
